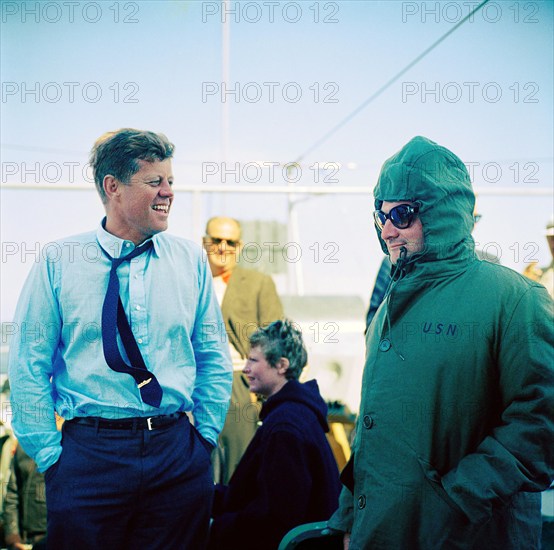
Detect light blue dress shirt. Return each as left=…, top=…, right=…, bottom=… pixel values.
left=8, top=223, right=233, bottom=472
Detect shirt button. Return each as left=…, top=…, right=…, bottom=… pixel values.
left=134, top=275, right=138, bottom=279
left=379, top=339, right=391, bottom=352
left=357, top=495, right=366, bottom=509
left=135, top=305, right=141, bottom=310
left=137, top=338, right=143, bottom=344
left=363, top=415, right=374, bottom=429
left=125, top=242, right=131, bottom=248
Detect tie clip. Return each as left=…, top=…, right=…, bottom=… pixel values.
left=137, top=378, right=152, bottom=389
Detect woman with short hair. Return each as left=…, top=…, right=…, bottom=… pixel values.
left=209, top=319, right=341, bottom=550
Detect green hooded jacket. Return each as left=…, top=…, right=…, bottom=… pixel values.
left=329, top=136, right=554, bottom=549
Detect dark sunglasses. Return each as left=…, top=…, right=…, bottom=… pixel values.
left=204, top=236, right=240, bottom=248
left=373, top=204, right=420, bottom=230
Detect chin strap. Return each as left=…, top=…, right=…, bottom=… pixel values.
left=398, top=246, right=408, bottom=267
left=381, top=247, right=407, bottom=304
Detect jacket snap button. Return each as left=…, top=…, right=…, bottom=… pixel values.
left=379, top=339, right=391, bottom=351
left=363, top=415, right=374, bottom=429
left=357, top=495, right=366, bottom=509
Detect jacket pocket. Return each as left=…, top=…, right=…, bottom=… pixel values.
left=416, top=456, right=478, bottom=549
left=192, top=425, right=215, bottom=457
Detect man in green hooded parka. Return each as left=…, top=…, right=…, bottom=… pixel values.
left=329, top=136, right=554, bottom=549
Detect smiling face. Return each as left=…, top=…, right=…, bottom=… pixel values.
left=379, top=201, right=425, bottom=265
left=104, top=158, right=174, bottom=244
left=242, top=345, right=289, bottom=398
left=203, top=217, right=242, bottom=277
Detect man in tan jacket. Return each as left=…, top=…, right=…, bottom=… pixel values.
left=203, top=217, right=283, bottom=483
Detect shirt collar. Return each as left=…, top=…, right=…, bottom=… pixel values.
left=96, top=217, right=161, bottom=259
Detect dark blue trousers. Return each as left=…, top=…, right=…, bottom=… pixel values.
left=45, top=415, right=214, bottom=550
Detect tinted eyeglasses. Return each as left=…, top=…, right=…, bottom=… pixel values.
left=204, top=236, right=240, bottom=248
left=373, top=204, right=420, bottom=230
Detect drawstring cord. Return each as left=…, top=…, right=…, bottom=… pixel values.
left=383, top=247, right=407, bottom=361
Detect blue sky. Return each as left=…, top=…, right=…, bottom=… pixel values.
left=1, top=0, right=553, bottom=322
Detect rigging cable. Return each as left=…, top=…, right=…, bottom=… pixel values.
left=293, top=0, right=492, bottom=164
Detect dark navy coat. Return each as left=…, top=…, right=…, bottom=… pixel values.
left=209, top=379, right=341, bottom=550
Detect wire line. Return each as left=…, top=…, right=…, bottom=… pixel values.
left=293, top=0, right=491, bottom=163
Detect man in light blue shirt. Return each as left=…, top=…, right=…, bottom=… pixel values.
left=8, top=128, right=233, bottom=549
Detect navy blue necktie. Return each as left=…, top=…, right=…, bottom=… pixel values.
left=101, top=240, right=163, bottom=408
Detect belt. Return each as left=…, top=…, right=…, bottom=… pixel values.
left=68, top=413, right=184, bottom=431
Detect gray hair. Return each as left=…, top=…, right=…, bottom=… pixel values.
left=249, top=319, right=307, bottom=380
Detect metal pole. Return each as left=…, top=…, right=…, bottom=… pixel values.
left=2, top=183, right=552, bottom=196
left=221, top=0, right=230, bottom=212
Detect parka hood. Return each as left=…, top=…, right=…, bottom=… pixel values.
left=260, top=379, right=329, bottom=432
left=374, top=136, right=476, bottom=278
